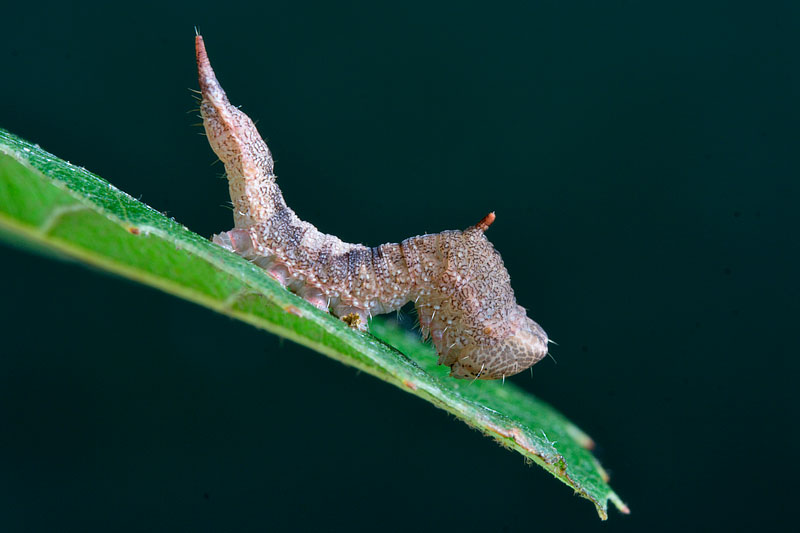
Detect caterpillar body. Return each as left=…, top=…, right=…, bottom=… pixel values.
left=196, top=35, right=549, bottom=380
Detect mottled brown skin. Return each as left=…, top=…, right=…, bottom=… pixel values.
left=196, top=35, right=549, bottom=379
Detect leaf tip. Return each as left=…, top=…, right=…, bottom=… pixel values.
left=609, top=491, right=630, bottom=516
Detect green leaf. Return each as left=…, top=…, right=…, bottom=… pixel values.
left=0, top=127, right=628, bottom=519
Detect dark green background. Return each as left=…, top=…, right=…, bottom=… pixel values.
left=1, top=1, right=797, bottom=531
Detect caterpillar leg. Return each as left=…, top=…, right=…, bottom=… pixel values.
left=212, top=228, right=253, bottom=257
left=213, top=228, right=325, bottom=308
left=334, top=307, right=370, bottom=331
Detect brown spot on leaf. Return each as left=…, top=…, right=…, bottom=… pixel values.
left=284, top=305, right=302, bottom=317
left=402, top=380, right=418, bottom=391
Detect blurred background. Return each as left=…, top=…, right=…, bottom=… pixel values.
left=1, top=1, right=797, bottom=531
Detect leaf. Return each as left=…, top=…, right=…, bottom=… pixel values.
left=0, top=127, right=628, bottom=519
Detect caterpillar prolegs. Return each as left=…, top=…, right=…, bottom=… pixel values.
left=196, top=35, right=549, bottom=380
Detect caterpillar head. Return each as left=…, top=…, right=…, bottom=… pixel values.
left=417, top=222, right=550, bottom=380
left=446, top=312, right=549, bottom=379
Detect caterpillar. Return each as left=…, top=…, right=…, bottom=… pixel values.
left=195, top=35, right=549, bottom=380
